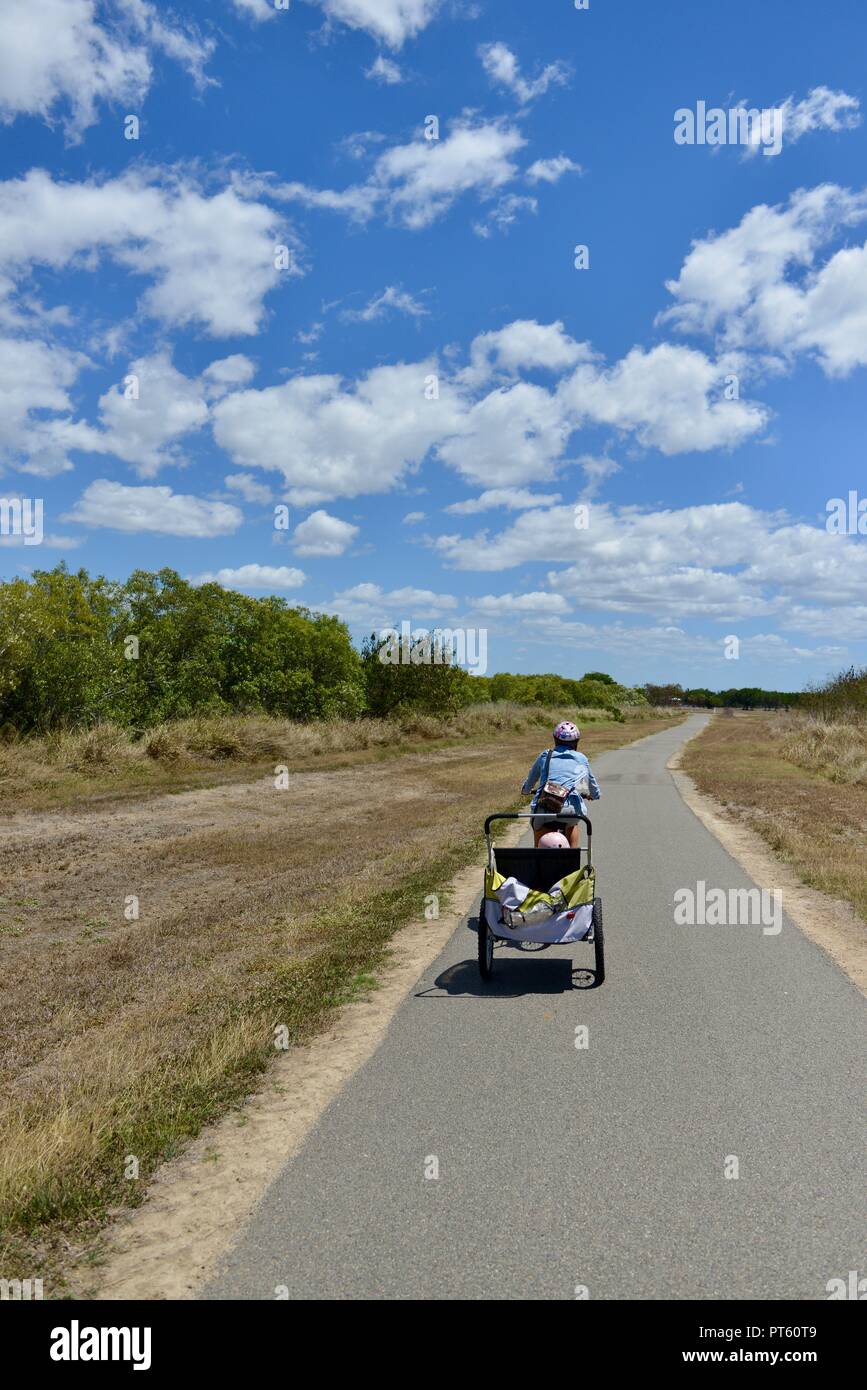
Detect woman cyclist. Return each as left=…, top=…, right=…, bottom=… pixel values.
left=522, top=720, right=601, bottom=848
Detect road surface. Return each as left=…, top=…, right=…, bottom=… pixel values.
left=205, top=715, right=865, bottom=1299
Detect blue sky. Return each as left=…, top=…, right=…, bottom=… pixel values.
left=2, top=0, right=867, bottom=689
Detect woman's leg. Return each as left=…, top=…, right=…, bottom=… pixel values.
left=566, top=822, right=581, bottom=850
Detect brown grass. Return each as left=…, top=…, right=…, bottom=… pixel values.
left=769, top=711, right=867, bottom=785
left=0, top=702, right=678, bottom=813
left=0, top=709, right=680, bottom=1285
left=681, top=711, right=867, bottom=924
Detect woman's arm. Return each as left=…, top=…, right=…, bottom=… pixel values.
left=522, top=752, right=545, bottom=794
left=585, top=762, right=601, bottom=800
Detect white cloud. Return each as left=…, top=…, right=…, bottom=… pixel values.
left=329, top=580, right=457, bottom=625
left=292, top=509, right=359, bottom=556
left=446, top=488, right=562, bottom=514
left=472, top=193, right=537, bottom=238
left=296, top=322, right=324, bottom=344
left=202, top=355, right=257, bottom=399
left=576, top=453, right=621, bottom=497
left=437, top=379, right=574, bottom=486
left=365, top=55, right=404, bottom=84
left=478, top=41, right=569, bottom=105
left=208, top=319, right=768, bottom=505
left=557, top=342, right=768, bottom=453
left=0, top=0, right=214, bottom=142
left=84, top=351, right=209, bottom=476
left=341, top=284, right=429, bottom=322
left=230, top=0, right=277, bottom=21
left=211, top=358, right=460, bottom=504
left=660, top=183, right=867, bottom=376
left=0, top=334, right=89, bottom=476
left=225, top=472, right=273, bottom=504
left=194, top=563, right=305, bottom=590
left=0, top=168, right=295, bottom=337
left=305, top=0, right=441, bottom=50
left=402, top=510, right=425, bottom=523
left=525, top=155, right=582, bottom=184
left=473, top=590, right=569, bottom=615
left=64, top=479, right=242, bottom=536
left=460, top=319, right=591, bottom=386
left=433, top=498, right=867, bottom=640
left=276, top=115, right=526, bottom=230
left=742, top=85, right=861, bottom=158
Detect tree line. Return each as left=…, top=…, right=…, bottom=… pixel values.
left=2, top=565, right=860, bottom=732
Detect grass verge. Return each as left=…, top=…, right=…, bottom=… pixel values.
left=681, top=711, right=867, bottom=924
left=0, top=701, right=671, bottom=813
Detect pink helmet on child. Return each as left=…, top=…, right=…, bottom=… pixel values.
left=553, top=720, right=580, bottom=743
left=538, top=830, right=570, bottom=849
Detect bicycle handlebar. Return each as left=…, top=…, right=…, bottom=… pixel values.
left=484, top=811, right=592, bottom=837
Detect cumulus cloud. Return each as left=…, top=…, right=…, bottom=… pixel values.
left=432, top=498, right=867, bottom=640
left=478, top=41, right=570, bottom=105
left=275, top=115, right=527, bottom=230
left=660, top=183, right=867, bottom=376
left=0, top=0, right=214, bottom=142
left=292, top=509, right=359, bottom=556
left=194, top=563, right=305, bottom=590
left=211, top=358, right=460, bottom=504
left=208, top=319, right=767, bottom=503
left=0, top=334, right=90, bottom=476
left=365, top=55, right=404, bottom=84
left=437, top=379, right=575, bottom=486
left=472, top=590, right=569, bottom=615
left=224, top=472, right=274, bottom=504
left=83, top=351, right=210, bottom=476
left=304, top=0, right=442, bottom=50
left=460, top=319, right=591, bottom=387
left=230, top=0, right=277, bottom=21
left=525, top=155, right=582, bottom=184
left=329, top=580, right=457, bottom=625
left=0, top=168, right=296, bottom=337
left=64, top=479, right=243, bottom=535
left=559, top=343, right=768, bottom=453
left=202, top=354, right=257, bottom=399
left=446, top=488, right=562, bottom=514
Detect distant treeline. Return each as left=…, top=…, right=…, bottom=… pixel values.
left=0, top=566, right=647, bottom=733
left=646, top=683, right=800, bottom=710
left=1, top=565, right=861, bottom=732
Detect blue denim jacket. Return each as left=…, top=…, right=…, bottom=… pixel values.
left=522, top=747, right=601, bottom=816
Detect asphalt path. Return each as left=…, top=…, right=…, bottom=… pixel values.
left=205, top=715, right=866, bottom=1300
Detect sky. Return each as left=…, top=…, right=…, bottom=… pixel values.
left=1, top=0, right=867, bottom=690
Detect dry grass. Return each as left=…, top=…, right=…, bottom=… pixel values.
left=769, top=712, right=867, bottom=785
left=0, top=710, right=680, bottom=1284
left=682, top=711, right=867, bottom=926
left=0, top=702, right=677, bottom=813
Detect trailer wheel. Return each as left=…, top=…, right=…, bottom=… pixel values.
left=592, top=896, right=605, bottom=986
left=478, top=917, right=494, bottom=980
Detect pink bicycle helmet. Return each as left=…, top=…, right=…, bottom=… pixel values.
left=553, top=720, right=580, bottom=743
left=538, top=830, right=570, bottom=849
